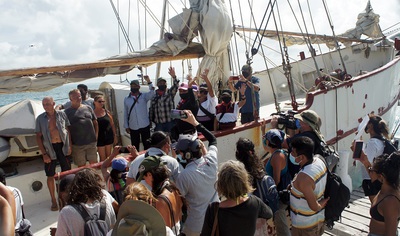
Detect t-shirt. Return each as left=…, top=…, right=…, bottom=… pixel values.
left=7, top=186, right=23, bottom=230
left=56, top=190, right=116, bottom=236
left=362, top=138, right=384, bottom=179
left=234, top=76, right=260, bottom=113
left=201, top=195, right=272, bottom=236
left=176, top=145, right=219, bottom=234
left=64, top=98, right=94, bottom=110
left=64, top=105, right=97, bottom=146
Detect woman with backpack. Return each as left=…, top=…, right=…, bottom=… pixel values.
left=201, top=160, right=272, bottom=236
left=136, top=155, right=184, bottom=235
left=368, top=152, right=400, bottom=236
left=354, top=115, right=390, bottom=202
left=56, top=168, right=116, bottom=236
left=235, top=137, right=277, bottom=236
left=261, top=126, right=291, bottom=236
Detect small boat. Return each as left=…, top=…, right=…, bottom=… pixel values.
left=0, top=0, right=399, bottom=235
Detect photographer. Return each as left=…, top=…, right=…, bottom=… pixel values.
left=272, top=110, right=325, bottom=177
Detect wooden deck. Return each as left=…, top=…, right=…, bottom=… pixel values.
left=323, top=188, right=400, bottom=236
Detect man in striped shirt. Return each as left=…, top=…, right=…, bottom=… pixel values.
left=289, top=136, right=329, bottom=236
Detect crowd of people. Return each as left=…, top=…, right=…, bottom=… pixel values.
left=1, top=66, right=393, bottom=236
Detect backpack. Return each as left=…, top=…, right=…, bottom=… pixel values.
left=318, top=140, right=340, bottom=172
left=373, top=136, right=398, bottom=155
left=317, top=155, right=350, bottom=230
left=254, top=175, right=279, bottom=213
left=72, top=203, right=108, bottom=236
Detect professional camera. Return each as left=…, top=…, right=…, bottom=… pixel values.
left=271, top=110, right=299, bottom=130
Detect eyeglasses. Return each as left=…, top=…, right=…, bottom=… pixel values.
left=97, top=101, right=105, bottom=103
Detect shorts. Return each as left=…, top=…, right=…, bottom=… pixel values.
left=291, top=222, right=324, bottom=236
left=71, top=142, right=98, bottom=166
left=362, top=179, right=382, bottom=196
left=44, top=143, right=71, bottom=176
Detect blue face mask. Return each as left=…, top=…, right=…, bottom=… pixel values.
left=289, top=154, right=300, bottom=165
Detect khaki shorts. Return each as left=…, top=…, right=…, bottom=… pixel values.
left=291, top=222, right=324, bottom=236
left=71, top=142, right=98, bottom=166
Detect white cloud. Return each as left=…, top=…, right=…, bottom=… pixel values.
left=0, top=0, right=398, bottom=82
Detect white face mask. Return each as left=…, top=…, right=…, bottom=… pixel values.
left=289, top=154, right=300, bottom=165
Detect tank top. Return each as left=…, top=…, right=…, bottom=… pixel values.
left=290, top=157, right=327, bottom=228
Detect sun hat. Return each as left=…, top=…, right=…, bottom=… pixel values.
left=294, top=110, right=324, bottom=140
left=264, top=129, right=285, bottom=146
left=112, top=158, right=128, bottom=172
left=111, top=200, right=166, bottom=236
left=136, top=156, right=164, bottom=182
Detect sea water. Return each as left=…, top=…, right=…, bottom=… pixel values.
left=0, top=82, right=103, bottom=107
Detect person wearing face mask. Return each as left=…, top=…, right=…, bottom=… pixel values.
left=272, top=110, right=325, bottom=179
left=289, top=136, right=329, bottom=236
left=196, top=69, right=218, bottom=131
left=149, top=67, right=180, bottom=133
left=124, top=76, right=155, bottom=151
left=214, top=85, right=246, bottom=131
left=228, top=64, right=260, bottom=124
left=172, top=75, right=199, bottom=140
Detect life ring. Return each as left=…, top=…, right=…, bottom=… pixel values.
left=0, top=137, right=10, bottom=163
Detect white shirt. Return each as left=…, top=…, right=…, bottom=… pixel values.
left=197, top=93, right=218, bottom=117
left=7, top=186, right=23, bottom=230
left=361, top=138, right=384, bottom=179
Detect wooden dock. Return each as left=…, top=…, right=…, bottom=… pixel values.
left=323, top=188, right=400, bottom=236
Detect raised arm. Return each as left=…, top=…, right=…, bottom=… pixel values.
left=181, top=110, right=217, bottom=147
left=201, top=69, right=215, bottom=98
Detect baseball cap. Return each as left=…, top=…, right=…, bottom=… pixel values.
left=157, top=77, right=167, bottom=84
left=112, top=200, right=166, bottom=236
left=179, top=83, right=189, bottom=90
left=264, top=129, right=285, bottom=146
left=175, top=134, right=199, bottom=152
left=199, top=83, right=208, bottom=90
left=136, top=156, right=164, bottom=182
left=130, top=80, right=140, bottom=86
left=112, top=157, right=128, bottom=172
left=221, top=89, right=232, bottom=97
left=241, top=64, right=252, bottom=73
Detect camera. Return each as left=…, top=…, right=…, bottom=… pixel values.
left=170, top=109, right=188, bottom=119
left=271, top=110, right=299, bottom=130
left=119, top=147, right=130, bottom=153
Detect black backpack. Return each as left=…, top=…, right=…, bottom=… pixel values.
left=318, top=140, right=340, bottom=172
left=72, top=203, right=108, bottom=236
left=373, top=136, right=398, bottom=155
left=317, top=155, right=350, bottom=229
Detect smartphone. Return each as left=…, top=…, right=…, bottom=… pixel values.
left=119, top=146, right=130, bottom=153
left=352, top=140, right=363, bottom=159
left=170, top=109, right=188, bottom=119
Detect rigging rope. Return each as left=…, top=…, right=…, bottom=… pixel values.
left=321, top=0, right=347, bottom=73
left=109, top=0, right=135, bottom=52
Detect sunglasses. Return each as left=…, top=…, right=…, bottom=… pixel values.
left=200, top=90, right=208, bottom=94
left=97, top=100, right=105, bottom=103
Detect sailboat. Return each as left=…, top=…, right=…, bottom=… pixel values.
left=0, top=0, right=399, bottom=234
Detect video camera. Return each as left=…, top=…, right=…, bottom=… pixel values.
left=271, top=110, right=299, bottom=130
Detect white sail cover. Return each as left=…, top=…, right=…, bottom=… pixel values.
left=0, top=99, right=44, bottom=136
